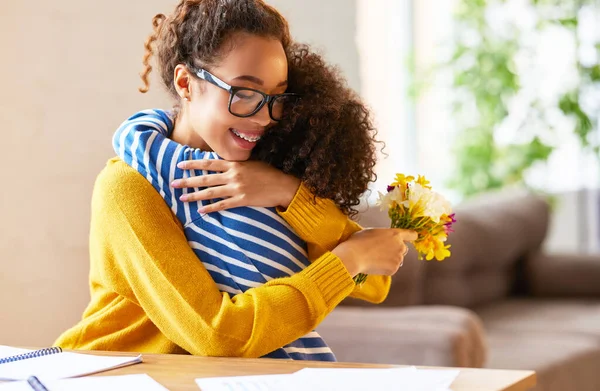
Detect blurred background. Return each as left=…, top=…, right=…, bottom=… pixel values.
left=1, top=0, right=599, bottom=375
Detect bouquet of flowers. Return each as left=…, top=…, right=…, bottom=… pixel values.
left=354, top=174, right=456, bottom=285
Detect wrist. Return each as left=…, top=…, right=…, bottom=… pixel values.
left=280, top=176, right=301, bottom=209
left=332, top=245, right=360, bottom=277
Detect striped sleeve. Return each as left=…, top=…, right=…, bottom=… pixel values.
left=112, top=109, right=220, bottom=223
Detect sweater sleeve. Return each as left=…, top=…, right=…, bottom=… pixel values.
left=92, top=159, right=355, bottom=358
left=278, top=183, right=391, bottom=304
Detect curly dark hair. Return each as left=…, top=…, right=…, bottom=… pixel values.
left=139, top=0, right=381, bottom=216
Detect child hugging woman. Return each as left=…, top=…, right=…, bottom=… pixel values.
left=55, top=0, right=415, bottom=361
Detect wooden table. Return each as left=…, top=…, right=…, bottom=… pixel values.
left=89, top=351, right=536, bottom=391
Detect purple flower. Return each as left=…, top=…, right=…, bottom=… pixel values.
left=387, top=185, right=396, bottom=193
left=444, top=213, right=456, bottom=233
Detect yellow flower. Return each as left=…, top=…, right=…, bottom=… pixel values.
left=411, top=229, right=451, bottom=261
left=356, top=173, right=455, bottom=284
left=391, top=174, right=415, bottom=196
left=431, top=241, right=451, bottom=261
left=416, top=175, right=432, bottom=189
left=431, top=225, right=448, bottom=241
left=378, top=173, right=454, bottom=261
left=391, top=174, right=415, bottom=187
left=413, top=235, right=433, bottom=256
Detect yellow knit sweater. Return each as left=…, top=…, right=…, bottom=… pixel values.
left=54, top=158, right=390, bottom=357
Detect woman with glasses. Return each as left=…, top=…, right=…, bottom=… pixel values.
left=55, top=0, right=416, bottom=360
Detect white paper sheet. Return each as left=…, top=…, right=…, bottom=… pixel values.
left=196, top=374, right=293, bottom=391
left=292, top=367, right=459, bottom=391
left=0, top=346, right=142, bottom=381
left=0, top=374, right=168, bottom=391
left=195, top=367, right=460, bottom=391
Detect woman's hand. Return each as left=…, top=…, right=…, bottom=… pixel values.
left=172, top=159, right=301, bottom=213
left=332, top=228, right=418, bottom=277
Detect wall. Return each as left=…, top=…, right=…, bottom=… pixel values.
left=0, top=0, right=359, bottom=346
left=268, top=0, right=360, bottom=92
left=0, top=0, right=176, bottom=346
left=355, top=0, right=415, bottom=194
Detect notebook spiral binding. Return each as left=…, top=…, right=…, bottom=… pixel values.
left=0, top=347, right=63, bottom=364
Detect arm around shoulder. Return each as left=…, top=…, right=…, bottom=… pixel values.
left=279, top=182, right=391, bottom=303
left=89, top=159, right=356, bottom=358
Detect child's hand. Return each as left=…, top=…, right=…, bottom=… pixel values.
left=172, top=159, right=301, bottom=213
left=332, top=228, right=418, bottom=277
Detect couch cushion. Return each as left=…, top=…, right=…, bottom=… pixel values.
left=424, top=269, right=513, bottom=308
left=485, top=330, right=600, bottom=391
left=357, top=191, right=550, bottom=308
left=428, top=190, right=549, bottom=275
left=419, top=191, right=549, bottom=307
left=476, top=299, right=600, bottom=340
left=318, top=306, right=487, bottom=368
left=528, top=253, right=600, bottom=297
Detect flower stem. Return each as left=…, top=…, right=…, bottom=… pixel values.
left=353, top=273, right=368, bottom=285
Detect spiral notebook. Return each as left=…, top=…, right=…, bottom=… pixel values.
left=0, top=345, right=142, bottom=381
left=0, top=374, right=168, bottom=391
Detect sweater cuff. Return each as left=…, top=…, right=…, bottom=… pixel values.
left=350, top=275, right=391, bottom=304
left=277, top=182, right=329, bottom=242
left=303, top=252, right=355, bottom=308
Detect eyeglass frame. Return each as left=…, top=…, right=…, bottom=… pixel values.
left=190, top=67, right=300, bottom=122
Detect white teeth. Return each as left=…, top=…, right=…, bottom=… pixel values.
left=232, top=129, right=261, bottom=142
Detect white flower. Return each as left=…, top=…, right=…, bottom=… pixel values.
left=402, top=183, right=428, bottom=209
left=401, top=184, right=452, bottom=223
left=423, top=191, right=452, bottom=223
left=376, top=187, right=403, bottom=211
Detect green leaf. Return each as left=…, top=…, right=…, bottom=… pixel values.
left=557, top=18, right=578, bottom=28
left=584, top=65, right=600, bottom=82
left=559, top=90, right=594, bottom=147
left=443, top=0, right=599, bottom=199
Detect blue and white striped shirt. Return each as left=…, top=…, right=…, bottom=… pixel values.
left=113, top=109, right=336, bottom=361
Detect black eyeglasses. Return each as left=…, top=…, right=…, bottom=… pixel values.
left=192, top=68, right=300, bottom=121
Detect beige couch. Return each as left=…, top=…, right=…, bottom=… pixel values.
left=318, top=190, right=600, bottom=391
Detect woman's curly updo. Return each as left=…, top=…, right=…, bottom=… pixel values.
left=140, top=0, right=380, bottom=216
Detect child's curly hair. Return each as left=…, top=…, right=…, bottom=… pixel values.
left=140, top=0, right=380, bottom=216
